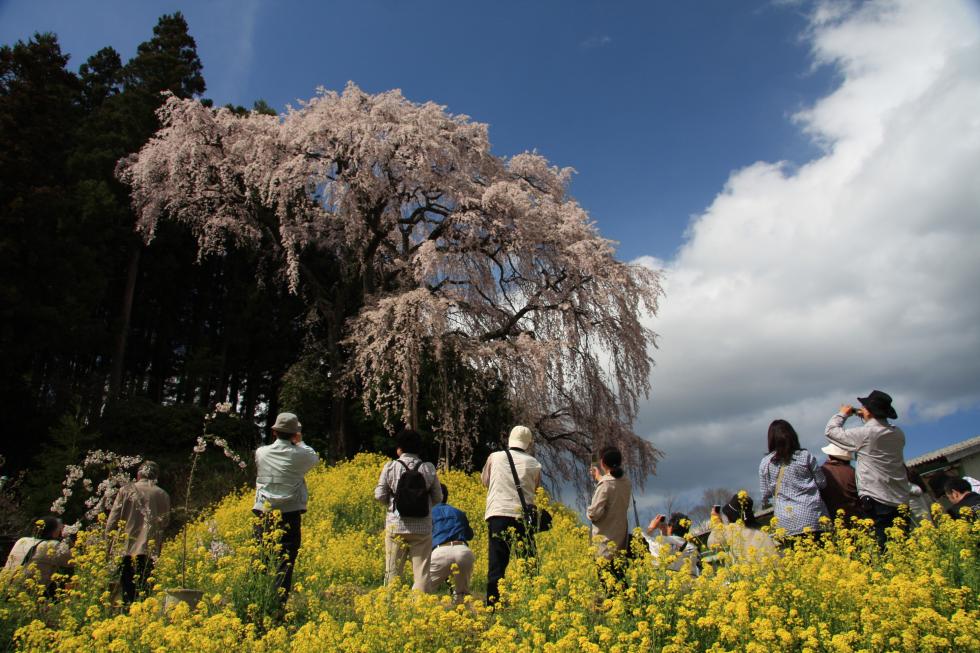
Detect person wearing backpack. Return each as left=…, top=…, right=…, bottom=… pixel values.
left=374, top=429, right=442, bottom=591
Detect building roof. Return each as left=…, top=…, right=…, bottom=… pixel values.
left=907, top=435, right=980, bottom=468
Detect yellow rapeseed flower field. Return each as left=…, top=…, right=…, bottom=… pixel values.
left=3, top=453, right=979, bottom=652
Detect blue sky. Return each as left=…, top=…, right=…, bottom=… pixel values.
left=0, top=0, right=833, bottom=261
left=3, top=1, right=979, bottom=511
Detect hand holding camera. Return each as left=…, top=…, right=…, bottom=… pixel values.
left=646, top=513, right=666, bottom=534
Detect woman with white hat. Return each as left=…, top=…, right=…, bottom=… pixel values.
left=480, top=425, right=542, bottom=606
left=819, top=442, right=861, bottom=521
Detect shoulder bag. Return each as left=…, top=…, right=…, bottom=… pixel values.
left=504, top=449, right=552, bottom=533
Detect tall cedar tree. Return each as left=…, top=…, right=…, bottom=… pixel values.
left=0, top=34, right=87, bottom=467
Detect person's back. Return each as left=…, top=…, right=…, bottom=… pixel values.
left=375, top=429, right=442, bottom=592
left=3, top=517, right=70, bottom=588
left=850, top=423, right=907, bottom=503
left=481, top=425, right=542, bottom=605
left=428, top=484, right=475, bottom=603
left=587, top=446, right=632, bottom=562
left=431, top=502, right=473, bottom=544
left=107, top=475, right=171, bottom=557
left=482, top=448, right=542, bottom=521
left=759, top=449, right=829, bottom=536
left=253, top=437, right=319, bottom=513
left=819, top=444, right=861, bottom=520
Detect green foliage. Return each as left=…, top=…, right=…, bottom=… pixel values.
left=22, top=414, right=99, bottom=520
left=279, top=354, right=333, bottom=453
left=0, top=11, right=516, bottom=510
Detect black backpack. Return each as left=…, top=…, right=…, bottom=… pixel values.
left=394, top=459, right=430, bottom=518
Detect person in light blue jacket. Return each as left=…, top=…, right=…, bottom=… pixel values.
left=252, top=412, right=319, bottom=611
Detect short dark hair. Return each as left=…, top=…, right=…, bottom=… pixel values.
left=767, top=420, right=801, bottom=464
left=599, top=446, right=624, bottom=479
left=396, top=429, right=422, bottom=454
left=906, top=466, right=928, bottom=494
left=945, top=477, right=972, bottom=495
left=34, top=515, right=62, bottom=539
left=722, top=494, right=760, bottom=528
left=439, top=483, right=448, bottom=503
left=138, top=460, right=160, bottom=479
left=668, top=512, right=690, bottom=537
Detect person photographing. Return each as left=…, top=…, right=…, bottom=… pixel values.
left=824, top=390, right=908, bottom=548
left=253, top=412, right=319, bottom=612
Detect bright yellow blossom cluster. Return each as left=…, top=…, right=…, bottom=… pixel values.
left=4, top=453, right=979, bottom=652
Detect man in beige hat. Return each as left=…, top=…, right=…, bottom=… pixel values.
left=106, top=460, right=171, bottom=604
left=819, top=442, right=860, bottom=521
left=253, top=412, right=319, bottom=612
left=481, top=425, right=542, bottom=606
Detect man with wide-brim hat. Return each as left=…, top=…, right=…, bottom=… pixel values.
left=819, top=442, right=861, bottom=521
left=824, top=390, right=908, bottom=548
left=252, top=412, right=319, bottom=615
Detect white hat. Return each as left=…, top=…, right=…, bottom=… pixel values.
left=508, top=425, right=533, bottom=450
left=822, top=442, right=852, bottom=460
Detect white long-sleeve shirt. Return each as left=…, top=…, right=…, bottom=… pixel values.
left=825, top=413, right=908, bottom=507
left=481, top=449, right=541, bottom=521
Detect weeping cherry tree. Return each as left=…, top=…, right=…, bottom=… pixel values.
left=118, top=83, right=663, bottom=485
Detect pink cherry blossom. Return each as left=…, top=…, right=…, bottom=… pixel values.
left=119, top=84, right=664, bottom=485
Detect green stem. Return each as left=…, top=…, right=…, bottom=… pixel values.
left=182, top=449, right=200, bottom=589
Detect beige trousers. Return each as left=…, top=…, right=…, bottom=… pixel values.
left=384, top=529, right=433, bottom=591
left=428, top=543, right=475, bottom=601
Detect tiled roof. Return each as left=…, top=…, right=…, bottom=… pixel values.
left=907, top=435, right=980, bottom=467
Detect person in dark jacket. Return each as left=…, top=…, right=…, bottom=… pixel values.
left=944, top=477, right=980, bottom=519
left=819, top=442, right=861, bottom=522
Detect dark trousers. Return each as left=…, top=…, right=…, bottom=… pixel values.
left=253, top=509, right=302, bottom=607
left=486, top=516, right=530, bottom=606
left=778, top=530, right=827, bottom=551
left=120, top=555, right=153, bottom=604
left=862, top=497, right=900, bottom=550
left=596, top=556, right=627, bottom=593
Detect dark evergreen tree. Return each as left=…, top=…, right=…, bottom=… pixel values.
left=0, top=34, right=87, bottom=467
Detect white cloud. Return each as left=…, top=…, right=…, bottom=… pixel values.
left=637, top=0, right=980, bottom=504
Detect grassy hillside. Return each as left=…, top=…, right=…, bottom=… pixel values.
left=4, top=454, right=980, bottom=652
